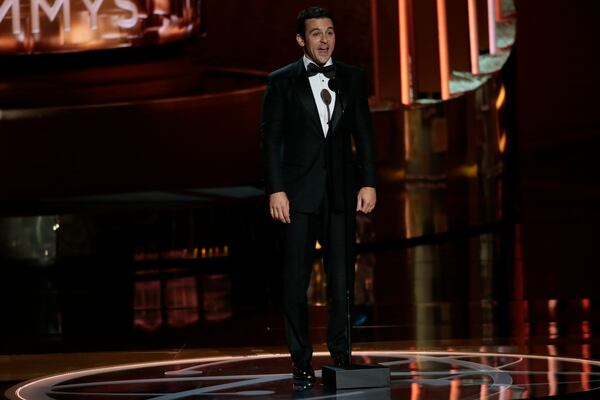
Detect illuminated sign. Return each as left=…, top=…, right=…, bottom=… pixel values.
left=0, top=0, right=200, bottom=53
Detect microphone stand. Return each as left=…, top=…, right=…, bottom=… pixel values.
left=320, top=80, right=390, bottom=390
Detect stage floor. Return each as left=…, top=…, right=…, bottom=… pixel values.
left=4, top=341, right=600, bottom=399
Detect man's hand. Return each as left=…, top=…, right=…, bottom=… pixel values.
left=356, top=187, right=376, bottom=213
left=269, top=192, right=291, bottom=223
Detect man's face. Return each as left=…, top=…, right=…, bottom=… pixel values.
left=296, top=17, right=335, bottom=66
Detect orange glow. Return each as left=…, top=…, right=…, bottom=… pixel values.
left=495, top=0, right=502, bottom=21
left=583, top=343, right=590, bottom=359
left=548, top=299, right=557, bottom=318
left=410, top=382, right=421, bottom=400
left=582, top=298, right=591, bottom=310
left=315, top=241, right=322, bottom=250
left=548, top=300, right=558, bottom=340
left=399, top=0, right=411, bottom=105
left=582, top=321, right=591, bottom=339
left=547, top=345, right=558, bottom=396
left=467, top=0, right=480, bottom=74
left=449, top=369, right=460, bottom=400
left=499, top=132, right=507, bottom=153
left=403, top=109, right=411, bottom=160
left=68, top=19, right=94, bottom=44
left=496, top=85, right=506, bottom=109
left=582, top=344, right=591, bottom=390
left=436, top=0, right=450, bottom=100
left=479, top=385, right=488, bottom=399
left=404, top=192, right=412, bottom=238
left=548, top=322, right=558, bottom=339
left=450, top=163, right=478, bottom=177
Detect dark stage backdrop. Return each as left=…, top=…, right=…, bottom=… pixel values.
left=194, top=0, right=374, bottom=76
left=514, top=0, right=600, bottom=299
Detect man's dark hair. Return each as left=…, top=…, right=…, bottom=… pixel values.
left=296, top=7, right=335, bottom=37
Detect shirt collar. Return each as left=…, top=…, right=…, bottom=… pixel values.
left=303, top=55, right=333, bottom=71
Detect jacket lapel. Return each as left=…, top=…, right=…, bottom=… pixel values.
left=293, top=59, right=324, bottom=137
left=329, top=62, right=347, bottom=137
left=329, top=96, right=343, bottom=135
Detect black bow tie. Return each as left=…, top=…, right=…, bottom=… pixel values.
left=307, top=63, right=336, bottom=79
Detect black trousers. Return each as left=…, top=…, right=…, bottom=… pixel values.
left=282, top=195, right=355, bottom=363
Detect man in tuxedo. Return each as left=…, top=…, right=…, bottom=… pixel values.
left=261, top=6, right=377, bottom=382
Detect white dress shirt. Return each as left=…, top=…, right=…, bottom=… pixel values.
left=303, top=55, right=336, bottom=137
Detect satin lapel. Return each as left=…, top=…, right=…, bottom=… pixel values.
left=329, top=95, right=343, bottom=135
left=293, top=62, right=323, bottom=137
left=329, top=66, right=348, bottom=136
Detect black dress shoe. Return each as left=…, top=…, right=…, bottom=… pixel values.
left=332, top=353, right=350, bottom=368
left=293, top=381, right=314, bottom=392
left=292, top=361, right=316, bottom=382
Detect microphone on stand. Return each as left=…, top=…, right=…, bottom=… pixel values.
left=320, top=74, right=390, bottom=391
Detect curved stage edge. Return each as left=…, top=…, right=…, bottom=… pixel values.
left=7, top=349, right=600, bottom=399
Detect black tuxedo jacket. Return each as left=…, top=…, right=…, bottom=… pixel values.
left=261, top=58, right=376, bottom=214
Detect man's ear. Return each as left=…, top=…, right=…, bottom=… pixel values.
left=296, top=34, right=305, bottom=48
